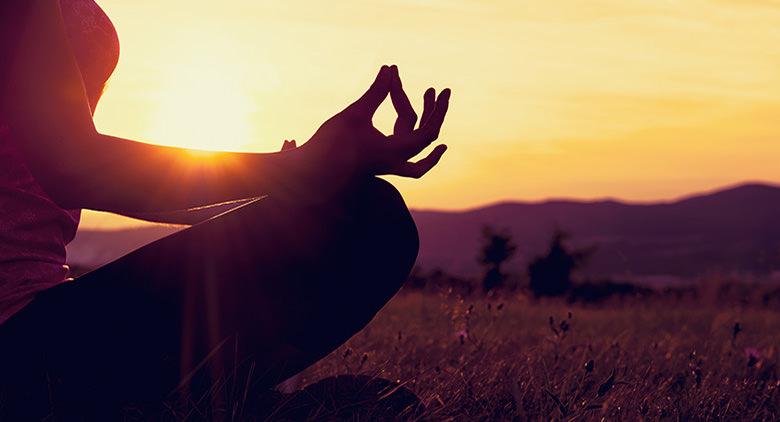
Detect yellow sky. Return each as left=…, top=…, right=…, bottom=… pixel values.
left=84, top=0, right=780, bottom=228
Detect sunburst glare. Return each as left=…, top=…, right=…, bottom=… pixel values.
left=146, top=46, right=256, bottom=152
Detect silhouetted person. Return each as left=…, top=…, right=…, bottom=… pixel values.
left=0, top=0, right=451, bottom=418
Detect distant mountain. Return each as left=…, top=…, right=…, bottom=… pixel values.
left=413, top=183, right=780, bottom=282
left=67, top=183, right=780, bottom=282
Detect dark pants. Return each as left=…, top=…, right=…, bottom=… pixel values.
left=0, top=177, right=418, bottom=419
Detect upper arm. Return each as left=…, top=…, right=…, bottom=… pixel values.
left=1, top=0, right=98, bottom=194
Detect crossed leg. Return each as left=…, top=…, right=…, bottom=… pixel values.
left=0, top=177, right=418, bottom=419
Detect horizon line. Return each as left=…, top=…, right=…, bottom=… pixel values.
left=411, top=179, right=780, bottom=214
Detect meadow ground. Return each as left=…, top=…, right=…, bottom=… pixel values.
left=292, top=289, right=780, bottom=421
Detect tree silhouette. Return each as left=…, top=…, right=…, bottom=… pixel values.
left=478, top=226, right=517, bottom=292
left=528, top=230, right=589, bottom=297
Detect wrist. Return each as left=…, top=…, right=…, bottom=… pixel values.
left=274, top=141, right=353, bottom=205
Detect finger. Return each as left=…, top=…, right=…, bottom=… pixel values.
left=390, top=144, right=448, bottom=178
left=347, top=65, right=392, bottom=118
left=397, top=88, right=451, bottom=158
left=419, top=88, right=435, bottom=129
left=422, top=88, right=451, bottom=139
left=389, top=65, right=417, bottom=135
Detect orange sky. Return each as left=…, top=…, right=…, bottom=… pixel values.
left=84, top=0, right=780, bottom=228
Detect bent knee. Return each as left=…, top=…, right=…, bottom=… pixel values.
left=352, top=177, right=419, bottom=272
left=315, top=177, right=419, bottom=324
left=265, top=178, right=419, bottom=353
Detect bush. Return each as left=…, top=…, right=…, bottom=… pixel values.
left=528, top=230, right=589, bottom=297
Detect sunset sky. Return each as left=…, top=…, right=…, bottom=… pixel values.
left=85, top=0, right=780, bottom=228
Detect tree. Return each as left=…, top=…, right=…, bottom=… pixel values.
left=478, top=226, right=517, bottom=292
left=528, top=230, right=589, bottom=297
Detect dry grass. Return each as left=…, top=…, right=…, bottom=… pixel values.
left=296, top=291, right=780, bottom=420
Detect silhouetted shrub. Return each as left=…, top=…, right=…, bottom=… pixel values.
left=478, top=226, right=517, bottom=292
left=528, top=230, right=589, bottom=297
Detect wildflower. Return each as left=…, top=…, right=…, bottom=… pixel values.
left=544, top=388, right=570, bottom=416
left=548, top=316, right=559, bottom=336
left=692, top=367, right=702, bottom=387
left=745, top=347, right=760, bottom=367
left=584, top=359, right=594, bottom=374
left=597, top=368, right=616, bottom=396
left=640, top=400, right=649, bottom=415
left=454, top=329, right=468, bottom=344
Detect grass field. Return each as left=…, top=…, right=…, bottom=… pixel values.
left=293, top=290, right=780, bottom=420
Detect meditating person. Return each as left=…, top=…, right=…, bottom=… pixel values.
left=0, top=0, right=450, bottom=418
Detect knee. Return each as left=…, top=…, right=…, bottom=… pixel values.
left=349, top=177, right=419, bottom=278
left=319, top=177, right=418, bottom=325
left=263, top=178, right=418, bottom=357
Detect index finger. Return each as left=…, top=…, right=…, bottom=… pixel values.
left=422, top=88, right=450, bottom=140
left=346, top=65, right=392, bottom=118
left=391, top=88, right=451, bottom=159
left=389, top=66, right=418, bottom=135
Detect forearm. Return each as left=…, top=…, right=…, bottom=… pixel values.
left=40, top=131, right=321, bottom=212
left=119, top=198, right=259, bottom=225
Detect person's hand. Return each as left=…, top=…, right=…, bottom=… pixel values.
left=300, top=65, right=450, bottom=180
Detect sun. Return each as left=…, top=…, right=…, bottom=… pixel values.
left=147, top=51, right=256, bottom=152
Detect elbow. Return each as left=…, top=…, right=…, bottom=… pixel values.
left=46, top=186, right=88, bottom=210
left=31, top=166, right=92, bottom=210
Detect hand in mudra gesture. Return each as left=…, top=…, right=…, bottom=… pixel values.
left=301, top=65, right=450, bottom=180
